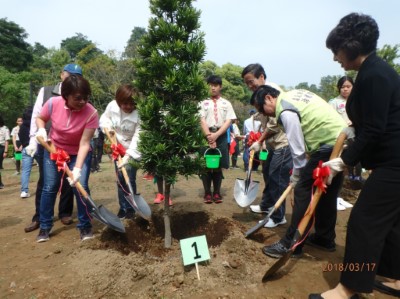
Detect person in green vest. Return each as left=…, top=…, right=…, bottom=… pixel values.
left=251, top=85, right=347, bottom=258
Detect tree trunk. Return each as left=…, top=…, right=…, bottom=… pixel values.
left=163, top=183, right=172, bottom=248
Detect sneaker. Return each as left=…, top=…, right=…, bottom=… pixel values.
left=305, top=233, right=336, bottom=252
left=203, top=193, right=213, bottom=204
left=117, top=209, right=126, bottom=219
left=264, top=217, right=287, bottom=228
left=36, top=229, right=51, bottom=243
left=20, top=191, right=30, bottom=198
left=262, top=241, right=303, bottom=258
left=80, top=227, right=94, bottom=241
left=154, top=193, right=164, bottom=204
left=337, top=197, right=346, bottom=211
left=0, top=183, right=4, bottom=189
left=338, top=198, right=353, bottom=208
left=13, top=171, right=20, bottom=176
left=250, top=205, right=270, bottom=214
left=213, top=193, right=223, bottom=203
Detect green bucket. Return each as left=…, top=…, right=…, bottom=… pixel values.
left=14, top=152, right=22, bottom=161
left=204, top=148, right=222, bottom=169
left=259, top=149, right=269, bottom=161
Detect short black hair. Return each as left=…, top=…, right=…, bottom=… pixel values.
left=337, top=75, right=354, bottom=91
left=326, top=13, right=379, bottom=60
left=241, top=63, right=266, bottom=79
left=250, top=85, right=280, bottom=107
left=207, top=75, right=222, bottom=85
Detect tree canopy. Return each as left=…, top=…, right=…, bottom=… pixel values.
left=0, top=18, right=33, bottom=73
left=0, top=16, right=399, bottom=130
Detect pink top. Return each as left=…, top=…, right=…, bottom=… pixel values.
left=40, top=96, right=99, bottom=155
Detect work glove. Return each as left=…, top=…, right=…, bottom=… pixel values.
left=342, top=127, right=355, bottom=140
left=117, top=154, right=130, bottom=169
left=290, top=173, right=301, bottom=188
left=322, top=158, right=345, bottom=185
left=67, top=167, right=81, bottom=186
left=25, top=141, right=37, bottom=158
left=35, top=128, right=48, bottom=142
left=249, top=141, right=261, bottom=152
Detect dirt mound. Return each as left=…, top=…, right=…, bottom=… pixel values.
left=91, top=211, right=233, bottom=256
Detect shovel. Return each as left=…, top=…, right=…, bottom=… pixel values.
left=104, top=129, right=151, bottom=221
left=234, top=149, right=260, bottom=207
left=262, top=132, right=347, bottom=282
left=37, top=137, right=125, bottom=233
left=245, top=184, right=293, bottom=238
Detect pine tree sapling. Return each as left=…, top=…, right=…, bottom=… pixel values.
left=134, top=0, right=208, bottom=247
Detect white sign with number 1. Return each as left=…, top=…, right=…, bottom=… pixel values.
left=180, top=235, right=211, bottom=280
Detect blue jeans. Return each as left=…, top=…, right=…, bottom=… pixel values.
left=260, top=146, right=292, bottom=222
left=20, top=148, right=33, bottom=193
left=39, top=150, right=92, bottom=230
left=114, top=161, right=137, bottom=212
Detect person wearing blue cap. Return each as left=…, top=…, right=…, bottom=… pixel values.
left=23, top=64, right=83, bottom=233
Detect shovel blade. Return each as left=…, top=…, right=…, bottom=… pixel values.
left=96, top=205, right=126, bottom=233
left=124, top=194, right=152, bottom=221
left=85, top=196, right=125, bottom=233
left=262, top=250, right=292, bottom=282
left=234, top=178, right=260, bottom=207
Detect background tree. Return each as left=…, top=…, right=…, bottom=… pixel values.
left=295, top=82, right=319, bottom=95
left=60, top=33, right=102, bottom=60
left=124, top=27, right=147, bottom=59
left=0, top=66, right=32, bottom=125
left=0, top=18, right=33, bottom=72
left=377, top=44, right=400, bottom=73
left=134, top=0, right=207, bottom=247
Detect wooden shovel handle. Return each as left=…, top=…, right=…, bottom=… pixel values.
left=296, top=132, right=347, bottom=236
left=36, top=136, right=90, bottom=198
left=274, top=184, right=293, bottom=209
left=103, top=128, right=132, bottom=186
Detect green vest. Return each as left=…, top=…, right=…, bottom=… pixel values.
left=275, top=89, right=346, bottom=153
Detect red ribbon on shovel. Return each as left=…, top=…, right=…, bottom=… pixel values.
left=312, top=160, right=330, bottom=193
left=111, top=143, right=126, bottom=161
left=247, top=131, right=261, bottom=146
left=50, top=149, right=70, bottom=172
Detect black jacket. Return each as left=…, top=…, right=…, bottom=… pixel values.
left=342, top=53, right=400, bottom=169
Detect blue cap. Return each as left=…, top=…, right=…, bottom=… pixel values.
left=63, top=64, right=83, bottom=76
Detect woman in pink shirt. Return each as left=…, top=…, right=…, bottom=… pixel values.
left=35, top=75, right=99, bottom=243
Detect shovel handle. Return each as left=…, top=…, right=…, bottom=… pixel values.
left=36, top=136, right=90, bottom=198
left=104, top=128, right=132, bottom=185
left=296, top=131, right=347, bottom=238
left=245, top=184, right=293, bottom=237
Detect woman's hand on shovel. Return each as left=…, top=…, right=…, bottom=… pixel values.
left=117, top=154, right=130, bottom=169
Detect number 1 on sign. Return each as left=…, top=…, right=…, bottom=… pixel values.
left=192, top=242, right=202, bottom=259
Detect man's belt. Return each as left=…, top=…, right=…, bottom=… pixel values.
left=209, top=126, right=220, bottom=133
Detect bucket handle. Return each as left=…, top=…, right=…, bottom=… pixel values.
left=204, top=147, right=222, bottom=157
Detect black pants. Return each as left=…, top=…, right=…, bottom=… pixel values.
left=201, top=133, right=228, bottom=194
left=281, top=148, right=343, bottom=248
left=340, top=167, right=400, bottom=293
left=32, top=145, right=74, bottom=222
left=0, top=144, right=5, bottom=169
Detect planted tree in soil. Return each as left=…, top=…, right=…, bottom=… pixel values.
left=134, top=0, right=208, bottom=248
